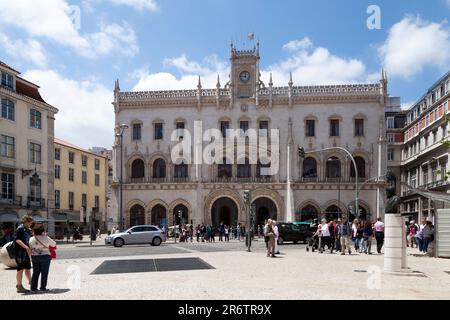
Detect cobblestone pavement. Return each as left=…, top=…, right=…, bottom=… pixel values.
left=1, top=240, right=449, bottom=300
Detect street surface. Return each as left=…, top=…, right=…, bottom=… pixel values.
left=1, top=237, right=450, bottom=300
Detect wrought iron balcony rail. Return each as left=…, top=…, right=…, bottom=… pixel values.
left=0, top=194, right=22, bottom=206
left=27, top=197, right=45, bottom=209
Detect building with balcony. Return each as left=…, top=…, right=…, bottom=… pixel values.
left=0, top=60, right=58, bottom=229
left=401, top=71, right=450, bottom=223
left=385, top=97, right=407, bottom=195
left=53, top=139, right=108, bottom=238
left=111, top=42, right=389, bottom=230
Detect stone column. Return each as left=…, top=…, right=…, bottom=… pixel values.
left=384, top=214, right=408, bottom=273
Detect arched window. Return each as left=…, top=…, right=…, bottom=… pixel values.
left=302, top=157, right=317, bottom=178
left=326, top=157, right=341, bottom=178
left=237, top=158, right=251, bottom=178
left=153, top=158, right=166, bottom=178
left=351, top=157, right=366, bottom=178
left=174, top=162, right=188, bottom=178
left=131, top=159, right=145, bottom=178
left=300, top=205, right=318, bottom=222
left=218, top=158, right=232, bottom=178
left=325, top=205, right=341, bottom=220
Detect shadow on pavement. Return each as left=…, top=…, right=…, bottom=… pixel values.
left=22, top=288, right=71, bottom=295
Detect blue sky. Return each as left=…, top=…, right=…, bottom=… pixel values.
left=1, top=0, right=450, bottom=148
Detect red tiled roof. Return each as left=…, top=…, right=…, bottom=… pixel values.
left=15, top=79, right=46, bottom=103
left=0, top=60, right=20, bottom=74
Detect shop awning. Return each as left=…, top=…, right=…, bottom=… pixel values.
left=0, top=211, right=20, bottom=222
left=32, top=214, right=49, bottom=222
left=52, top=212, right=80, bottom=222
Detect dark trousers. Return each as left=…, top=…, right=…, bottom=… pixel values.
left=320, top=236, right=332, bottom=252
left=375, top=232, right=384, bottom=253
left=31, top=255, right=51, bottom=291
left=417, top=238, right=424, bottom=252
left=422, top=238, right=431, bottom=253
left=196, top=234, right=200, bottom=242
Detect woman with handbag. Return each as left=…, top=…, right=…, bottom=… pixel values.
left=29, top=225, right=56, bottom=292
left=15, top=215, right=34, bottom=293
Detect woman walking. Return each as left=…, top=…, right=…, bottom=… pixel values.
left=363, top=220, right=373, bottom=254
left=29, top=225, right=56, bottom=292
left=14, top=215, right=34, bottom=293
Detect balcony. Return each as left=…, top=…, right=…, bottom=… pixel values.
left=0, top=195, right=22, bottom=206
left=206, top=176, right=275, bottom=183
left=27, top=197, right=45, bottom=209
left=419, top=179, right=450, bottom=190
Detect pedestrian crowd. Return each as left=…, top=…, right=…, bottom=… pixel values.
left=306, top=216, right=435, bottom=256
left=172, top=222, right=247, bottom=243
left=406, top=218, right=435, bottom=254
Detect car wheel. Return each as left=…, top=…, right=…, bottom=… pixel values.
left=277, top=237, right=284, bottom=245
left=114, top=238, right=124, bottom=247
left=152, top=237, right=162, bottom=246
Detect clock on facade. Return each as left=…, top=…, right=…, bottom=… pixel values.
left=239, top=71, right=250, bottom=83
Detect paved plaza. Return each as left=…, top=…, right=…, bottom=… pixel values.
left=1, top=238, right=450, bottom=300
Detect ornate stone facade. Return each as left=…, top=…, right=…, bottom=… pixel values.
left=111, top=43, right=388, bottom=229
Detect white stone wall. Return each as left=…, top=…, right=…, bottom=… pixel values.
left=112, top=98, right=386, bottom=227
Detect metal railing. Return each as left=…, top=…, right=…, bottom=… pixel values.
left=27, top=197, right=45, bottom=209
left=0, top=194, right=22, bottom=206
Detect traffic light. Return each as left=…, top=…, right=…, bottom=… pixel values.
left=244, top=190, right=250, bottom=204
left=298, top=147, right=305, bottom=158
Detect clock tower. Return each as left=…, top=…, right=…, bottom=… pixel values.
left=229, top=42, right=261, bottom=100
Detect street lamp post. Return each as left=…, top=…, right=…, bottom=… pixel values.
left=116, top=124, right=129, bottom=232
left=327, top=158, right=341, bottom=220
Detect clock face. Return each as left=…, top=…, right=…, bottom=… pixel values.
left=239, top=71, right=250, bottom=83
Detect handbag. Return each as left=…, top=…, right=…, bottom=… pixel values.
left=49, top=246, right=57, bottom=259
left=5, top=241, right=17, bottom=259
left=35, top=237, right=56, bottom=260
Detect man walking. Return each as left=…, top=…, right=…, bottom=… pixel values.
left=265, top=219, right=276, bottom=257
left=338, top=219, right=352, bottom=255
left=374, top=218, right=385, bottom=254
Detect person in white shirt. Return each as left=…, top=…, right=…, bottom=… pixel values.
left=29, top=225, right=56, bottom=292
left=273, top=221, right=280, bottom=254
left=320, top=219, right=333, bottom=253
left=374, top=218, right=385, bottom=254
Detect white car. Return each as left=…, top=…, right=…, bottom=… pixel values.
left=105, top=225, right=166, bottom=247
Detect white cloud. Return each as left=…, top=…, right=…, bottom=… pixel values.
left=23, top=69, right=114, bottom=149
left=133, top=54, right=229, bottom=91
left=401, top=101, right=415, bottom=111
left=282, top=38, right=313, bottom=52
left=84, top=22, right=139, bottom=58
left=366, top=72, right=382, bottom=83
left=379, top=16, right=450, bottom=78
left=0, top=0, right=139, bottom=58
left=0, top=33, right=48, bottom=67
left=265, top=37, right=366, bottom=85
left=133, top=38, right=370, bottom=91
left=109, top=0, right=158, bottom=11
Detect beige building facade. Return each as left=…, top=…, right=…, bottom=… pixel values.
left=111, top=44, right=389, bottom=230
left=0, top=61, right=58, bottom=231
left=53, top=139, right=108, bottom=237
